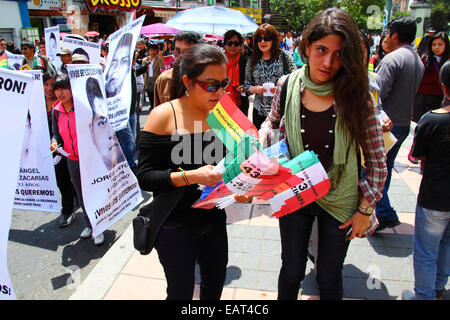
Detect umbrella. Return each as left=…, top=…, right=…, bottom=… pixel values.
left=203, top=33, right=224, bottom=42
left=140, top=23, right=181, bottom=36
left=85, top=31, right=100, bottom=37
left=165, top=6, right=258, bottom=36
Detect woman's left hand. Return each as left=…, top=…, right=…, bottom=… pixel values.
left=338, top=211, right=371, bottom=241
left=234, top=195, right=253, bottom=204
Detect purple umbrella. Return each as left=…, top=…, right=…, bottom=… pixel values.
left=140, top=23, right=181, bottom=36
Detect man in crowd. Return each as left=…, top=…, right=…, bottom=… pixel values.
left=141, top=42, right=164, bottom=110
left=153, top=31, right=202, bottom=107
left=375, top=17, right=424, bottom=232
left=56, top=48, right=72, bottom=74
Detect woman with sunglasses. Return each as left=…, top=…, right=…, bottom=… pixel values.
left=223, top=30, right=249, bottom=116
left=260, top=8, right=387, bottom=299
left=138, top=43, right=250, bottom=300
left=245, top=23, right=296, bottom=129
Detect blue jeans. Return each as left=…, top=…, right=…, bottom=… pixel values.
left=413, top=205, right=450, bottom=300
left=116, top=112, right=137, bottom=168
left=376, top=125, right=410, bottom=221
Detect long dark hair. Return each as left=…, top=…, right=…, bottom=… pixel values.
left=422, top=31, right=449, bottom=73
left=300, top=7, right=371, bottom=147
left=172, top=44, right=227, bottom=99
left=249, top=23, right=281, bottom=70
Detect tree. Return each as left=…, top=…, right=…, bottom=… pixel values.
left=429, top=0, right=449, bottom=32
left=338, top=0, right=386, bottom=33
left=269, top=0, right=338, bottom=32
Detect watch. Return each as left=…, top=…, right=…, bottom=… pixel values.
left=358, top=205, right=374, bottom=215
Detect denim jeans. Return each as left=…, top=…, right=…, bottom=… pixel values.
left=155, top=218, right=228, bottom=300
left=413, top=205, right=450, bottom=300
left=278, top=202, right=350, bottom=300
left=376, top=125, right=410, bottom=221
left=116, top=112, right=137, bottom=168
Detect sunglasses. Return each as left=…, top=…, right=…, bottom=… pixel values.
left=255, top=35, right=273, bottom=43
left=226, top=40, right=241, bottom=47
left=194, top=78, right=230, bottom=92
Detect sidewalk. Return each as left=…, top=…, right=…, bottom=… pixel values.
left=69, top=124, right=449, bottom=300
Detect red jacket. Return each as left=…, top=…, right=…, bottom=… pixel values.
left=51, top=100, right=79, bottom=161
left=417, top=58, right=443, bottom=96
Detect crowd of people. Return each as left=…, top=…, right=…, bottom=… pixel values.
left=0, top=7, right=449, bottom=301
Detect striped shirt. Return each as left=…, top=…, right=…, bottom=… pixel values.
left=260, top=75, right=387, bottom=207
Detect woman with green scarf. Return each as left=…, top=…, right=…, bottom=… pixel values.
left=260, top=8, right=387, bottom=300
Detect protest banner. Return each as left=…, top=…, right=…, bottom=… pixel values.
left=44, top=26, right=62, bottom=72
left=61, top=36, right=101, bottom=65
left=67, top=64, right=143, bottom=237
left=103, top=15, right=145, bottom=131
left=5, top=51, right=24, bottom=70
left=0, top=69, right=33, bottom=300
left=13, top=70, right=61, bottom=213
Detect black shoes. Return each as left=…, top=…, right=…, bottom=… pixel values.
left=57, top=212, right=75, bottom=227
left=375, top=219, right=401, bottom=232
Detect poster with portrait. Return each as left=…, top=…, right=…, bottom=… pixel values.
left=103, top=15, right=145, bottom=131
left=5, top=51, right=24, bottom=70
left=67, top=64, right=143, bottom=238
left=13, top=70, right=61, bottom=213
left=44, top=26, right=62, bottom=72
left=61, top=37, right=101, bottom=65
left=0, top=69, right=33, bottom=300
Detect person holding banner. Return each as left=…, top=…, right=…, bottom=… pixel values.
left=43, top=72, right=77, bottom=227
left=50, top=74, right=104, bottom=245
left=260, top=8, right=387, bottom=300
left=20, top=40, right=56, bottom=75
left=138, top=44, right=250, bottom=300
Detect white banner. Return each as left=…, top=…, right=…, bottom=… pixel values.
left=14, top=70, right=61, bottom=212
left=67, top=64, right=143, bottom=238
left=0, top=69, right=33, bottom=300
left=5, top=51, right=24, bottom=70
left=104, top=15, right=145, bottom=131
left=61, top=37, right=101, bottom=65
left=44, top=26, right=62, bottom=72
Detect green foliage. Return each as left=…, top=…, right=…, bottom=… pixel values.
left=429, top=1, right=449, bottom=32
left=269, top=0, right=386, bottom=33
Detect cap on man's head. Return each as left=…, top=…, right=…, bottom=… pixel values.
left=71, top=53, right=89, bottom=63
left=56, top=48, right=73, bottom=56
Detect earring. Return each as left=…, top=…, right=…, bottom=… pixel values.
left=186, top=90, right=189, bottom=96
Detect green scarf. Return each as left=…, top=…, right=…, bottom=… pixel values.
left=284, top=66, right=359, bottom=223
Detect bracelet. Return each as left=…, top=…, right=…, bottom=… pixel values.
left=178, top=167, right=190, bottom=186
left=357, top=210, right=372, bottom=217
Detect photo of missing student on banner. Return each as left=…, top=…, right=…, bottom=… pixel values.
left=103, top=15, right=144, bottom=131
left=67, top=64, right=143, bottom=238
left=14, top=70, right=61, bottom=213
left=0, top=68, right=33, bottom=300
left=44, top=26, right=61, bottom=72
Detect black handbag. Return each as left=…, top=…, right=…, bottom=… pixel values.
left=132, top=188, right=185, bottom=255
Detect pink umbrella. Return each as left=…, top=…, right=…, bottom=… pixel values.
left=203, top=33, right=224, bottom=41
left=85, top=31, right=100, bottom=37
left=140, top=23, right=181, bottom=36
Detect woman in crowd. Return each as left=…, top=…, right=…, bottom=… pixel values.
left=50, top=74, right=104, bottom=245
left=137, top=43, right=250, bottom=300
left=260, top=8, right=387, bottom=300
left=403, top=60, right=450, bottom=300
left=223, top=29, right=249, bottom=116
left=410, top=31, right=449, bottom=165
left=43, top=72, right=77, bottom=227
left=244, top=23, right=296, bottom=129
left=163, top=39, right=174, bottom=56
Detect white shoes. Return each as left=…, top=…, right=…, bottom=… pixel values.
left=80, top=227, right=92, bottom=239
left=94, top=233, right=104, bottom=246
left=80, top=227, right=104, bottom=245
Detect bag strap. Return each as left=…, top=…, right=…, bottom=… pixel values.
left=279, top=74, right=290, bottom=119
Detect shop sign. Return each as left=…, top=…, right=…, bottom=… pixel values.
left=27, top=0, right=66, bottom=11
left=85, top=0, right=142, bottom=13
left=231, top=7, right=262, bottom=24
